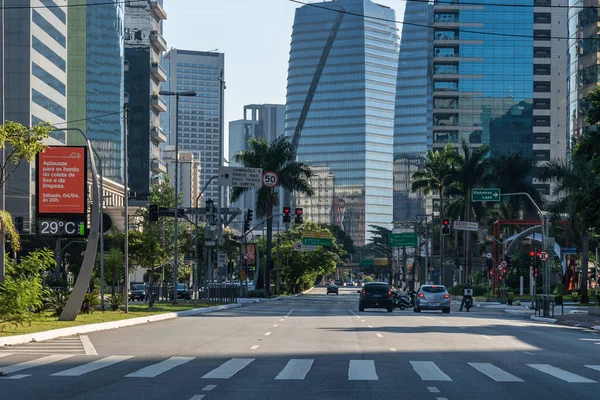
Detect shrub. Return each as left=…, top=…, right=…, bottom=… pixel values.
left=44, top=289, right=69, bottom=317
left=448, top=284, right=487, bottom=297
left=80, top=291, right=100, bottom=314
left=108, top=294, right=124, bottom=311
left=248, top=289, right=267, bottom=298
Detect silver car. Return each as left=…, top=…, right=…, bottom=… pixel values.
left=414, top=285, right=451, bottom=314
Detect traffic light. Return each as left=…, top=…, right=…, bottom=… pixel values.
left=506, top=255, right=512, bottom=269
left=148, top=204, right=159, bottom=222
left=486, top=257, right=493, bottom=271
left=533, top=266, right=539, bottom=278
left=295, top=207, right=303, bottom=224
left=529, top=250, right=535, bottom=268
left=442, top=218, right=450, bottom=235
left=488, top=269, right=493, bottom=278
left=205, top=199, right=215, bottom=225
left=14, top=217, right=23, bottom=233
left=244, top=209, right=253, bottom=232
left=247, top=209, right=253, bottom=222
left=283, top=207, right=291, bottom=223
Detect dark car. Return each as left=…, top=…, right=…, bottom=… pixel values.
left=128, top=284, right=147, bottom=301
left=359, top=282, right=393, bottom=312
left=327, top=284, right=339, bottom=295
left=414, top=285, right=451, bottom=313
left=334, top=279, right=343, bottom=286
left=170, top=283, right=192, bottom=300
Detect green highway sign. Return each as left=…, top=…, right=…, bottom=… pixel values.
left=302, top=237, right=332, bottom=246
left=390, top=232, right=418, bottom=247
left=360, top=258, right=373, bottom=267
left=472, top=188, right=500, bottom=202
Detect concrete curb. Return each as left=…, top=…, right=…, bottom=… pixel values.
left=530, top=315, right=557, bottom=324
left=298, top=287, right=314, bottom=295
left=0, top=303, right=241, bottom=347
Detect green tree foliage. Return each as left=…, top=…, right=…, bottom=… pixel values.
left=0, top=249, right=56, bottom=327
left=231, top=137, right=314, bottom=294
left=322, top=224, right=355, bottom=258
left=104, top=248, right=124, bottom=296
left=411, top=145, right=456, bottom=217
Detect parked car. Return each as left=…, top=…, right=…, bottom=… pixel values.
left=334, top=279, right=343, bottom=286
left=327, top=284, right=339, bottom=295
left=358, top=282, right=393, bottom=312
left=169, top=283, right=192, bottom=300
left=414, top=285, right=451, bottom=314
left=128, top=284, right=147, bottom=301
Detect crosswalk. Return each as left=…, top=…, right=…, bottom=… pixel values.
left=1, top=354, right=600, bottom=384
left=0, top=335, right=96, bottom=355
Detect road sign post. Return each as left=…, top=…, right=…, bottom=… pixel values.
left=218, top=166, right=262, bottom=188
left=472, top=188, right=501, bottom=202
left=390, top=233, right=418, bottom=247
left=453, top=221, right=478, bottom=232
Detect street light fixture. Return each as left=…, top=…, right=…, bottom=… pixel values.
left=159, top=90, right=196, bottom=303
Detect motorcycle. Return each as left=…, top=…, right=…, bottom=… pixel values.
left=393, top=290, right=415, bottom=310
left=464, top=296, right=473, bottom=312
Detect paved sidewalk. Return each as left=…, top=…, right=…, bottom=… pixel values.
left=554, top=313, right=600, bottom=330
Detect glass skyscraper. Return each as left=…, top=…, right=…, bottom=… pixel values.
left=286, top=0, right=399, bottom=246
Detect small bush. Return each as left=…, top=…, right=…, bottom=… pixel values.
left=248, top=289, right=267, bottom=298
left=108, top=294, right=124, bottom=311
left=80, top=291, right=100, bottom=314
left=44, top=289, right=69, bottom=316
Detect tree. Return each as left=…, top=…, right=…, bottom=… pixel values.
left=0, top=121, right=53, bottom=283
left=231, top=137, right=314, bottom=296
left=368, top=225, right=393, bottom=285
left=104, top=248, right=124, bottom=297
left=411, top=145, right=456, bottom=217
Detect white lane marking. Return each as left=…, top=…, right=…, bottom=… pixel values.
left=527, top=364, right=596, bottom=383
left=368, top=325, right=373, bottom=328
left=79, top=335, right=98, bottom=356
left=250, top=345, right=259, bottom=350
left=189, top=396, right=205, bottom=400
left=0, top=374, right=30, bottom=380
left=285, top=308, right=294, bottom=318
left=390, top=348, right=397, bottom=352
left=126, top=357, right=194, bottom=378
left=481, top=335, right=493, bottom=341
left=273, top=324, right=279, bottom=327
left=0, top=353, right=13, bottom=358
left=440, top=321, right=448, bottom=325
left=585, top=365, right=600, bottom=372
left=427, top=387, right=440, bottom=393
left=437, top=397, right=448, bottom=400
left=348, top=310, right=361, bottom=319
left=52, top=355, right=133, bottom=376
left=264, top=332, right=272, bottom=336
left=202, top=358, right=255, bottom=379
left=425, top=317, right=435, bottom=321
left=275, top=359, right=314, bottom=380
left=375, top=333, right=383, bottom=338
left=410, top=361, right=452, bottom=381
left=468, top=363, right=523, bottom=382
left=523, top=352, right=535, bottom=355
left=579, top=339, right=600, bottom=341
left=202, top=385, right=217, bottom=391
left=348, top=360, right=378, bottom=380
left=0, top=354, right=75, bottom=374
left=280, top=319, right=285, bottom=321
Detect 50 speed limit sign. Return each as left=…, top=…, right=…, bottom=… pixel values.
left=262, top=171, right=278, bottom=187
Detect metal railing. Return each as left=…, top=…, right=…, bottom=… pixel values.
left=207, top=283, right=238, bottom=306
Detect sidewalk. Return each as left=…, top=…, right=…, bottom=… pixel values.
left=554, top=313, right=600, bottom=330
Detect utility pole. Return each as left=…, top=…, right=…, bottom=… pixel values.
left=276, top=219, right=281, bottom=296
left=123, top=106, right=129, bottom=313
left=0, top=0, right=5, bottom=284
left=216, top=70, right=225, bottom=248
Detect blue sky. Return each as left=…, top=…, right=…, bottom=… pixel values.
left=164, top=0, right=406, bottom=141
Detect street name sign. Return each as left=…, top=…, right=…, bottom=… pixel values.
left=218, top=166, right=262, bottom=188
left=453, top=221, right=478, bottom=232
left=390, top=232, right=418, bottom=247
left=472, top=188, right=500, bottom=202
left=302, top=237, right=332, bottom=246
left=302, top=231, right=332, bottom=239
left=562, top=247, right=577, bottom=255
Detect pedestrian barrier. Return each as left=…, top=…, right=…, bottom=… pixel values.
left=207, top=283, right=238, bottom=306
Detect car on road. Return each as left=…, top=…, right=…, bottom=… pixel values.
left=334, top=279, right=343, bottom=286
left=358, top=282, right=393, bottom=312
left=128, top=284, right=147, bottom=301
left=414, top=285, right=451, bottom=313
left=327, top=284, right=339, bottom=295
left=170, top=283, right=192, bottom=300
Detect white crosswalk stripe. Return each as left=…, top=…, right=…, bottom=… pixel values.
left=201, top=358, right=255, bottom=379
left=52, top=356, right=134, bottom=377
left=0, top=336, right=90, bottom=355
left=0, top=354, right=75, bottom=375
left=275, top=359, right=314, bottom=380
left=348, top=360, right=378, bottom=380
left=585, top=365, right=600, bottom=373
left=468, top=363, right=523, bottom=382
left=410, top=361, right=452, bottom=381
left=527, top=364, right=597, bottom=383
left=125, top=357, right=194, bottom=378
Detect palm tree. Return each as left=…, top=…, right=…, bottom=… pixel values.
left=410, top=145, right=456, bottom=217
left=231, top=137, right=314, bottom=296
left=535, top=155, right=598, bottom=303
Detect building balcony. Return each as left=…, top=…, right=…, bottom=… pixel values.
left=124, top=60, right=129, bottom=72
left=150, top=62, right=167, bottom=82
left=150, top=0, right=167, bottom=20
left=150, top=94, right=167, bottom=113
left=151, top=125, right=167, bottom=143
left=151, top=159, right=167, bottom=174
left=151, top=175, right=164, bottom=185
left=124, top=92, right=129, bottom=104
left=150, top=30, right=168, bottom=52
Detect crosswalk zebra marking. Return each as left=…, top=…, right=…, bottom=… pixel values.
left=0, top=354, right=75, bottom=375
left=125, top=357, right=194, bottom=378
left=275, top=359, right=314, bottom=380
left=410, top=361, right=452, bottom=381
left=52, top=356, right=134, bottom=377
left=468, top=363, right=523, bottom=382
left=585, top=365, right=600, bottom=373
left=0, top=374, right=31, bottom=380
left=527, top=364, right=596, bottom=383
left=348, top=360, right=378, bottom=380
left=201, top=358, right=254, bottom=379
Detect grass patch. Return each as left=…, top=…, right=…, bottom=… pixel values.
left=0, top=300, right=211, bottom=337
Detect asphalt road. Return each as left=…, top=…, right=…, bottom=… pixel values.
left=2, top=286, right=600, bottom=400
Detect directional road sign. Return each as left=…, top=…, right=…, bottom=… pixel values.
left=218, top=166, right=262, bottom=188
left=302, top=237, right=332, bottom=246
left=539, top=251, right=549, bottom=261
left=453, top=221, right=478, bottom=232
left=472, top=188, right=501, bottom=202
left=390, top=232, right=418, bottom=247
left=562, top=247, right=577, bottom=255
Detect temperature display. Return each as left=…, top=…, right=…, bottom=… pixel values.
left=37, top=218, right=86, bottom=237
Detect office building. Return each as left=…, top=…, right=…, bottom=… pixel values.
left=229, top=104, right=285, bottom=229
left=285, top=0, right=399, bottom=246
left=163, top=146, right=201, bottom=209
left=161, top=49, right=225, bottom=206
left=124, top=0, right=168, bottom=201
left=67, top=0, right=125, bottom=183
left=393, top=0, right=433, bottom=222
left=0, top=0, right=69, bottom=230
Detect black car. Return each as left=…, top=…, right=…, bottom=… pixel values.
left=359, top=282, right=393, bottom=312
left=128, top=284, right=147, bottom=301
left=327, top=284, right=339, bottom=295
left=170, top=283, right=192, bottom=300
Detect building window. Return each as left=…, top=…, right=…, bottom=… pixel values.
left=32, top=10, right=66, bottom=48
left=40, top=0, right=66, bottom=23
left=534, top=47, right=551, bottom=58
left=435, top=47, right=458, bottom=58
left=533, top=151, right=551, bottom=162
left=533, top=81, right=551, bottom=92
left=434, top=30, right=458, bottom=41
left=32, top=36, right=66, bottom=71
left=533, top=98, right=551, bottom=110
left=534, top=0, right=550, bottom=6
left=434, top=131, right=458, bottom=143
left=434, top=12, right=458, bottom=23
left=434, top=98, right=458, bottom=109
left=32, top=89, right=65, bottom=119
left=534, top=64, right=551, bottom=75
left=32, top=62, right=65, bottom=95
left=533, top=116, right=551, bottom=127
left=534, top=133, right=550, bottom=144
left=534, top=12, right=551, bottom=24
left=434, top=81, right=458, bottom=91
left=534, top=30, right=551, bottom=41
left=434, top=64, right=458, bottom=74
left=578, top=64, right=600, bottom=87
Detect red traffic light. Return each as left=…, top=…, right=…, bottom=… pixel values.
left=295, top=208, right=303, bottom=215
left=529, top=251, right=535, bottom=257
left=442, top=218, right=449, bottom=225
left=536, top=251, right=541, bottom=257
left=283, top=207, right=291, bottom=214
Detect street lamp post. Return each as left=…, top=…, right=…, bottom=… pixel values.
left=194, top=175, right=218, bottom=304
left=159, top=90, right=196, bottom=303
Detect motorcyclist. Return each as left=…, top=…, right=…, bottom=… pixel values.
left=458, top=282, right=473, bottom=312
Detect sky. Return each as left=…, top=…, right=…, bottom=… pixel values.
left=164, top=0, right=407, bottom=148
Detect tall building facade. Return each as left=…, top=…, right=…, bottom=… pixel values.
left=67, top=0, right=125, bottom=183
left=229, top=104, right=285, bottom=230
left=124, top=0, right=168, bottom=201
left=285, top=0, right=399, bottom=246
left=1, top=0, right=69, bottom=230
left=393, top=0, right=433, bottom=222
left=163, top=146, right=201, bottom=209
left=161, top=49, right=225, bottom=205
left=431, top=0, right=567, bottom=196
left=567, top=0, right=599, bottom=147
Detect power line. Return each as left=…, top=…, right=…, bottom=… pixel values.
left=51, top=110, right=122, bottom=127
left=405, top=0, right=599, bottom=10
left=0, top=0, right=146, bottom=10
left=289, top=0, right=580, bottom=40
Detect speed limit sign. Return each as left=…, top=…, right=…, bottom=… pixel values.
left=262, top=171, right=278, bottom=187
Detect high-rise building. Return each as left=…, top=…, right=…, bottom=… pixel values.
left=161, top=49, right=225, bottom=205
left=67, top=0, right=125, bottom=183
left=285, top=0, right=399, bottom=246
left=431, top=0, right=567, bottom=196
left=229, top=104, right=285, bottom=229
left=1, top=0, right=69, bottom=230
left=124, top=0, right=168, bottom=201
left=393, top=0, right=433, bottom=222
left=162, top=146, right=201, bottom=209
